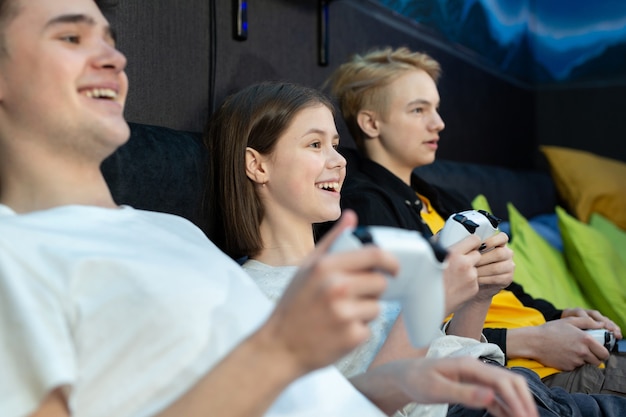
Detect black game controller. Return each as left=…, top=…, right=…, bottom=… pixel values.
left=329, top=226, right=448, bottom=347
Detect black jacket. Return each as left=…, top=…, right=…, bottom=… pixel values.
left=317, top=152, right=562, bottom=357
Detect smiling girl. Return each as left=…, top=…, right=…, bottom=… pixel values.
left=204, top=82, right=412, bottom=377
left=205, top=81, right=497, bottom=382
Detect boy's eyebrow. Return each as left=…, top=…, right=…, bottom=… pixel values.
left=43, top=13, right=116, bottom=42
left=44, top=13, right=96, bottom=28
left=406, top=98, right=432, bottom=107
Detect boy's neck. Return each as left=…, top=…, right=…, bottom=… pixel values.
left=368, top=154, right=413, bottom=186
left=0, top=145, right=117, bottom=213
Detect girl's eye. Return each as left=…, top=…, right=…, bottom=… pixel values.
left=412, top=107, right=423, bottom=114
left=60, top=35, right=80, bottom=44
left=309, top=141, right=321, bottom=149
left=332, top=143, right=339, bottom=150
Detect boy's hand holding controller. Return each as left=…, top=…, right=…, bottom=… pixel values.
left=585, top=329, right=617, bottom=352
left=561, top=307, right=620, bottom=356
left=328, top=224, right=448, bottom=347
left=562, top=307, right=622, bottom=341
left=510, top=315, right=614, bottom=371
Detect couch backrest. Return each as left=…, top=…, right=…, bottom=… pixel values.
left=414, top=159, right=557, bottom=222
left=102, top=123, right=208, bottom=229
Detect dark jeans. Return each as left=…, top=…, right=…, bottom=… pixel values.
left=447, top=367, right=626, bottom=417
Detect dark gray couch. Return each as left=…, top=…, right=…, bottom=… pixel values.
left=102, top=123, right=207, bottom=229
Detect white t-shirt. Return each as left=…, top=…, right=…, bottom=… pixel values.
left=0, top=205, right=384, bottom=417
left=243, top=259, right=402, bottom=378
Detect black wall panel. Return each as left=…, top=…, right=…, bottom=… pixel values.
left=104, top=1, right=211, bottom=132
left=536, top=85, right=626, bottom=162
left=212, top=0, right=537, bottom=168
left=107, top=0, right=626, bottom=168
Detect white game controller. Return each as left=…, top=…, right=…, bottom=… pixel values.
left=585, top=329, right=617, bottom=351
left=437, top=209, right=502, bottom=248
left=329, top=226, right=448, bottom=347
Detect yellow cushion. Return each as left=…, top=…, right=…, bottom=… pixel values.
left=541, top=146, right=626, bottom=229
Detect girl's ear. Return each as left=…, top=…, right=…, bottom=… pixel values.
left=356, top=110, right=380, bottom=139
left=245, top=147, right=269, bottom=184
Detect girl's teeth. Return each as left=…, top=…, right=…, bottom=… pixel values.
left=318, top=182, right=340, bottom=190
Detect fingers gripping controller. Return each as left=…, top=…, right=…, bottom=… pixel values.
left=329, top=226, right=448, bottom=347
left=585, top=329, right=617, bottom=351
left=438, top=209, right=501, bottom=248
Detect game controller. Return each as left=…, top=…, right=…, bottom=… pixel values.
left=585, top=329, right=617, bottom=351
left=437, top=209, right=502, bottom=248
left=329, top=226, right=448, bottom=347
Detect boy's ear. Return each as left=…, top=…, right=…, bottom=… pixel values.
left=245, top=147, right=268, bottom=184
left=356, top=110, right=380, bottom=138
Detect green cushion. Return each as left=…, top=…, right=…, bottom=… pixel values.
left=556, top=206, right=626, bottom=330
left=471, top=194, right=493, bottom=214
left=508, top=203, right=591, bottom=310
left=589, top=213, right=626, bottom=266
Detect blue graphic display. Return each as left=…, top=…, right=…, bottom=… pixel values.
left=378, top=0, right=626, bottom=85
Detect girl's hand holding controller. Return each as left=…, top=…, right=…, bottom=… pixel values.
left=436, top=210, right=501, bottom=250
left=440, top=235, right=483, bottom=315
left=473, top=232, right=515, bottom=300
left=437, top=211, right=515, bottom=313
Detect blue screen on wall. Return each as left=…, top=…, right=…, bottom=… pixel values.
left=377, top=0, right=626, bottom=86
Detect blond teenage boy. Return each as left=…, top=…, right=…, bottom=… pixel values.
left=325, top=46, right=626, bottom=397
